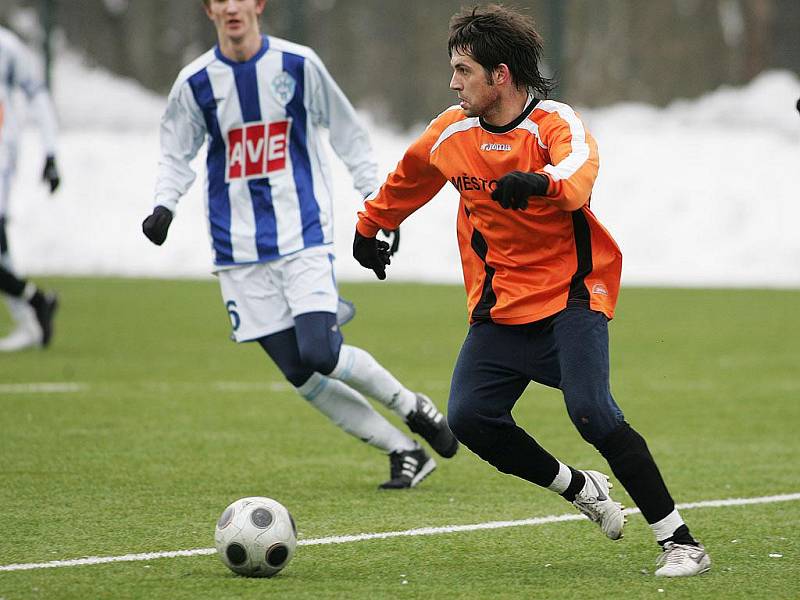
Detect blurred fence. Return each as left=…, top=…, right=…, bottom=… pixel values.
left=2, top=0, right=798, bottom=128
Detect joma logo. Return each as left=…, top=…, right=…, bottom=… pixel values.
left=226, top=120, right=291, bottom=181
left=480, top=143, right=512, bottom=152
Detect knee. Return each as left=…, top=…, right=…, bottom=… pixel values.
left=257, top=331, right=314, bottom=387
left=565, top=398, right=624, bottom=446
left=297, top=342, right=339, bottom=376
left=281, top=365, right=314, bottom=388
left=446, top=402, right=494, bottom=451
left=446, top=407, right=472, bottom=444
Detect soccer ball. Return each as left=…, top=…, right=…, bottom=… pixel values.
left=214, top=496, right=297, bottom=577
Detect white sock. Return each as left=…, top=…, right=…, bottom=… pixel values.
left=296, top=373, right=416, bottom=453
left=546, top=461, right=572, bottom=494
left=329, top=344, right=417, bottom=417
left=650, top=509, right=686, bottom=543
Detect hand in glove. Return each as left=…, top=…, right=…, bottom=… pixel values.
left=380, top=227, right=400, bottom=256
left=42, top=155, right=60, bottom=193
left=490, top=171, right=549, bottom=211
left=353, top=230, right=391, bottom=280
left=142, top=206, right=174, bottom=246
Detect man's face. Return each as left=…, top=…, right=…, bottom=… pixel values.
left=449, top=50, right=499, bottom=118
left=204, top=0, right=266, bottom=43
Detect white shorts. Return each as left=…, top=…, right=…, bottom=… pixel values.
left=217, top=245, right=339, bottom=342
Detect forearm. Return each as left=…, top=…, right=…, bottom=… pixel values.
left=542, top=175, right=591, bottom=212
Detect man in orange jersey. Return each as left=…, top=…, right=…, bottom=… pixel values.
left=353, top=5, right=710, bottom=577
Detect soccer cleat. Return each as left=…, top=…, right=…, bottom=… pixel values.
left=655, top=542, right=711, bottom=577
left=33, top=292, right=59, bottom=347
left=0, top=302, right=43, bottom=352
left=0, top=321, right=42, bottom=351
left=404, top=393, right=459, bottom=458
left=572, top=470, right=626, bottom=540
left=378, top=445, right=436, bottom=489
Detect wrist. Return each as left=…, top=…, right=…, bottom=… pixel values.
left=528, top=172, right=550, bottom=196
left=356, top=220, right=380, bottom=238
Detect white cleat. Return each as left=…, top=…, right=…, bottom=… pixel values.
left=572, top=470, right=626, bottom=540
left=655, top=542, right=711, bottom=577
left=0, top=321, right=42, bottom=352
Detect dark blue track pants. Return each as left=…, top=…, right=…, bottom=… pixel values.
left=447, top=306, right=625, bottom=486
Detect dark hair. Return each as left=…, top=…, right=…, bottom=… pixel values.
left=448, top=4, right=555, bottom=97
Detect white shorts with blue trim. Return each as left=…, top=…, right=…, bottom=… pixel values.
left=216, top=245, right=338, bottom=343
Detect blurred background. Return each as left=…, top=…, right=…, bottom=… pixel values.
left=3, top=0, right=799, bottom=127
left=1, top=0, right=799, bottom=286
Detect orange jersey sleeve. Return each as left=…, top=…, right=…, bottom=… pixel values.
left=534, top=101, right=600, bottom=211
left=356, top=109, right=454, bottom=237
left=358, top=98, right=622, bottom=324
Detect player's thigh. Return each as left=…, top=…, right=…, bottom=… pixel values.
left=281, top=247, right=338, bottom=317
left=449, top=321, right=531, bottom=425
left=217, top=263, right=293, bottom=342
left=552, top=307, right=612, bottom=388
left=552, top=307, right=624, bottom=441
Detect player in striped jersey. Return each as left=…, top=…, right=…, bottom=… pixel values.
left=142, top=0, right=457, bottom=489
left=0, top=25, right=60, bottom=352
left=355, top=5, right=710, bottom=576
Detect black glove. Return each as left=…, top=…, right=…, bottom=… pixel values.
left=353, top=230, right=391, bottom=280
left=380, top=227, right=400, bottom=256
left=490, top=171, right=549, bottom=210
left=42, top=155, right=60, bottom=193
left=142, top=206, right=174, bottom=246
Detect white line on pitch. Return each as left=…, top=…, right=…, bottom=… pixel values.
left=1, top=492, right=798, bottom=573
left=0, top=381, right=449, bottom=395
left=0, top=383, right=87, bottom=394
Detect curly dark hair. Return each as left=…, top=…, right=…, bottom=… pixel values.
left=448, top=4, right=555, bottom=97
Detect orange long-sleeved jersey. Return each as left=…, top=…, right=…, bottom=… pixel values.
left=357, top=98, right=622, bottom=324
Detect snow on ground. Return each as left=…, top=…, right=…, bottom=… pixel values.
left=6, top=52, right=800, bottom=287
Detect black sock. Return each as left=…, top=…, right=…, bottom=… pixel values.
left=658, top=524, right=698, bottom=547
left=596, top=421, right=675, bottom=524
left=0, top=264, right=27, bottom=297
left=560, top=467, right=586, bottom=502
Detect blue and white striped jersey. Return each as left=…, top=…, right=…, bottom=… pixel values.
left=154, top=35, right=379, bottom=267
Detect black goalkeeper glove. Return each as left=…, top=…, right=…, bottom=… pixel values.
left=42, top=155, right=60, bottom=193
left=490, top=171, right=549, bottom=211
left=353, top=230, right=391, bottom=280
left=142, top=206, right=174, bottom=246
left=380, top=227, right=400, bottom=256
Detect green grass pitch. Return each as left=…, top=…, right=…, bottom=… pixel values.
left=0, top=279, right=798, bottom=599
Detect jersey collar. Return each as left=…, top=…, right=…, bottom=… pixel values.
left=479, top=95, right=539, bottom=134
left=214, top=34, right=270, bottom=67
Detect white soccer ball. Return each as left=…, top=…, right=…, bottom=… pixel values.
left=214, top=496, right=297, bottom=577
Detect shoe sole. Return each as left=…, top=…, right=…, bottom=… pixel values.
left=656, top=564, right=711, bottom=577
left=410, top=457, right=437, bottom=488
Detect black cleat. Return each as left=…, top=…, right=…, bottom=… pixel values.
left=378, top=445, right=436, bottom=489
left=405, top=394, right=459, bottom=458
left=33, top=292, right=59, bottom=347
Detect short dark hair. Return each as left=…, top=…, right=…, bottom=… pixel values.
left=448, top=4, right=555, bottom=97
